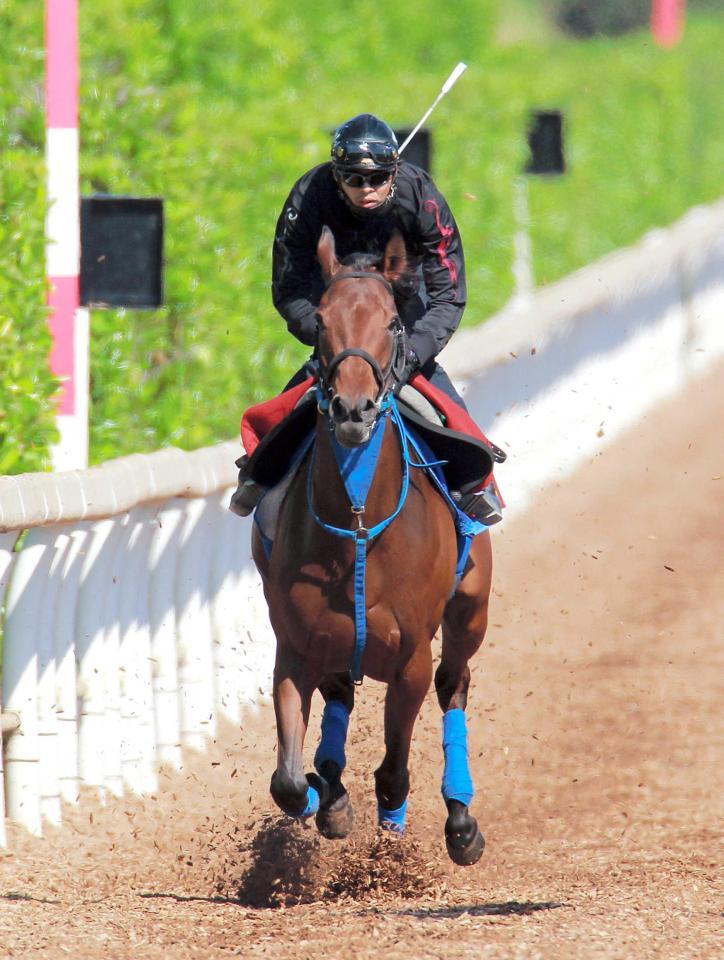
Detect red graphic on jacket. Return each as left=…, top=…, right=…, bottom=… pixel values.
left=424, top=199, right=458, bottom=287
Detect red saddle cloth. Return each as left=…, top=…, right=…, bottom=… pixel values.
left=242, top=375, right=494, bottom=454
left=241, top=377, right=317, bottom=456
left=241, top=373, right=502, bottom=502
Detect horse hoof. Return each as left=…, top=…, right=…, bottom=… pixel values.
left=446, top=823, right=485, bottom=867
left=316, top=792, right=355, bottom=840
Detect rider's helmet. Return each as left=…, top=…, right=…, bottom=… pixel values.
left=331, top=114, right=399, bottom=172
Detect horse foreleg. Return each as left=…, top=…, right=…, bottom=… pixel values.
left=374, top=644, right=432, bottom=834
left=313, top=672, right=356, bottom=839
left=270, top=645, right=325, bottom=819
left=436, top=530, right=492, bottom=865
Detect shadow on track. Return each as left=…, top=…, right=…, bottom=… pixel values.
left=386, top=900, right=566, bottom=919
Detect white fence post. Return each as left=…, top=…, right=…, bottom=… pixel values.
left=75, top=518, right=123, bottom=802
left=54, top=524, right=88, bottom=804
left=118, top=504, right=159, bottom=795
left=35, top=529, right=71, bottom=826
left=175, top=497, right=218, bottom=751
left=3, top=530, right=54, bottom=836
left=148, top=500, right=185, bottom=769
left=210, top=489, right=245, bottom=725
left=1, top=531, right=21, bottom=847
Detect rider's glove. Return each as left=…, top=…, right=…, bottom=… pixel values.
left=400, top=347, right=420, bottom=386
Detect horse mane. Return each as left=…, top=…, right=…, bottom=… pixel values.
left=339, top=252, right=381, bottom=272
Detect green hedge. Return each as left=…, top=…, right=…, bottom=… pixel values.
left=0, top=0, right=59, bottom=473
left=1, top=1, right=722, bottom=470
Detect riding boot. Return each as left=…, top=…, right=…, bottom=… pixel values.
left=228, top=454, right=267, bottom=517
left=452, top=477, right=504, bottom=526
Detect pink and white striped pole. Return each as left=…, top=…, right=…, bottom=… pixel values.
left=651, top=0, right=687, bottom=48
left=46, top=0, right=89, bottom=470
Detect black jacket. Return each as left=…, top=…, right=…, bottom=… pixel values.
left=271, top=161, right=466, bottom=368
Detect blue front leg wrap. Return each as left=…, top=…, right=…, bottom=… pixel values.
left=314, top=700, right=350, bottom=773
left=441, top=708, right=474, bottom=806
left=301, top=785, right=320, bottom=818
left=378, top=798, right=408, bottom=834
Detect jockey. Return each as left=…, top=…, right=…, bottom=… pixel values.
left=230, top=113, right=503, bottom=524
left=274, top=113, right=467, bottom=407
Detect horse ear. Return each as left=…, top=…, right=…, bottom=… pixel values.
left=383, top=231, right=408, bottom=282
left=317, top=226, right=341, bottom=280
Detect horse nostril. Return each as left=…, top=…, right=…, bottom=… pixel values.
left=331, top=395, right=349, bottom=422
left=353, top=397, right=378, bottom=422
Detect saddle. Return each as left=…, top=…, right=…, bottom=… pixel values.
left=240, top=375, right=505, bottom=495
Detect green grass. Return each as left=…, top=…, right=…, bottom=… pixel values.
left=1, top=1, right=722, bottom=470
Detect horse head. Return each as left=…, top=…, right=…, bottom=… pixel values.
left=315, top=226, right=408, bottom=447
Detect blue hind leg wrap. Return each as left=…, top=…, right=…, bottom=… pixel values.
left=378, top=798, right=408, bottom=834
left=314, top=700, right=350, bottom=773
left=441, top=708, right=474, bottom=806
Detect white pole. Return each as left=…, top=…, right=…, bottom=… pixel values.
left=398, top=62, right=468, bottom=155
left=46, top=0, right=89, bottom=470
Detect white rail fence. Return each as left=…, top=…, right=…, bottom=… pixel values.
left=2, top=199, right=723, bottom=847
left=441, top=200, right=724, bottom=515
left=0, top=444, right=276, bottom=847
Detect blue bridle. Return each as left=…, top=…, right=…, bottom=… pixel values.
left=308, top=272, right=410, bottom=683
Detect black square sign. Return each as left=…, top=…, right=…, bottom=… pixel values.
left=526, top=110, right=565, bottom=175
left=395, top=128, right=432, bottom=173
left=80, top=196, right=164, bottom=308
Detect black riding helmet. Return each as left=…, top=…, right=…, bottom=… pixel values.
left=331, top=114, right=399, bottom=172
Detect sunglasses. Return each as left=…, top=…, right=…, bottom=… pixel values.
left=340, top=171, right=393, bottom=189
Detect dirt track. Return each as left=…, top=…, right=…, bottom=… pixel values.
left=1, top=363, right=722, bottom=960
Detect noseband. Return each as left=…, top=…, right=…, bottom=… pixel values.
left=316, top=271, right=407, bottom=410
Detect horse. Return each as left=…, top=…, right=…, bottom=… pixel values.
left=251, top=226, right=493, bottom=866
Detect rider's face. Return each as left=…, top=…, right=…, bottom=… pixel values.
left=338, top=170, right=394, bottom=210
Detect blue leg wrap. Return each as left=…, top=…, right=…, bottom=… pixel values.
left=301, top=785, right=320, bottom=818
left=377, top=798, right=408, bottom=834
left=441, top=708, right=474, bottom=806
left=314, top=700, right=350, bottom=773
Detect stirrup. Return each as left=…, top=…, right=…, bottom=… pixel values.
left=454, top=484, right=504, bottom=526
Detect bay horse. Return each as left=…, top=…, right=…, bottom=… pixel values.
left=251, top=226, right=492, bottom=866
